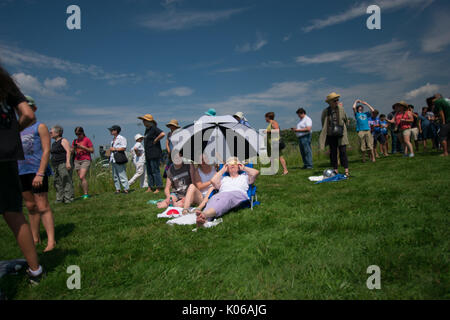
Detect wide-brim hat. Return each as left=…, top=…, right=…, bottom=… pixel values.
left=134, top=133, right=144, bottom=141
left=138, top=114, right=156, bottom=122
left=326, top=92, right=341, bottom=103
left=205, top=108, right=217, bottom=116
left=393, top=101, right=408, bottom=109
left=166, top=119, right=180, bottom=129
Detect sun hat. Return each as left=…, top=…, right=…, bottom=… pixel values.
left=134, top=133, right=144, bottom=141
left=166, top=119, right=180, bottom=129
left=108, top=125, right=121, bottom=133
left=205, top=108, right=217, bottom=116
left=233, top=111, right=245, bottom=119
left=25, top=95, right=36, bottom=106
left=393, top=101, right=408, bottom=109
left=326, top=92, right=341, bottom=103
left=138, top=114, right=156, bottom=122
left=226, top=157, right=241, bottom=166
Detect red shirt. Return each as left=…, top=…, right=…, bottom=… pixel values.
left=395, top=111, right=412, bottom=130
left=72, top=136, right=93, bottom=161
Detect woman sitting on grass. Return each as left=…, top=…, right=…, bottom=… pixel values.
left=196, top=157, right=259, bottom=228
left=181, top=155, right=216, bottom=214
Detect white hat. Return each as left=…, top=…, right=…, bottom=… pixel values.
left=233, top=112, right=245, bottom=119
left=134, top=134, right=144, bottom=141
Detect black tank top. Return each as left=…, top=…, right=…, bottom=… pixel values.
left=51, top=139, right=66, bottom=166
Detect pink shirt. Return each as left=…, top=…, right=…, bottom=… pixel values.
left=72, top=136, right=93, bottom=161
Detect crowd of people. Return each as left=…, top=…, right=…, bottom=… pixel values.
left=1, top=61, right=449, bottom=285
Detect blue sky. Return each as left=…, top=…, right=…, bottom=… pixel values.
left=1, top=0, right=450, bottom=154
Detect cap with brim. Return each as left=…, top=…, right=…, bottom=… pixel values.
left=205, top=108, right=217, bottom=116
left=166, top=119, right=180, bottom=129
left=138, top=114, right=156, bottom=122
left=393, top=101, right=408, bottom=109
left=25, top=95, right=36, bottom=107
left=326, top=92, right=341, bottom=103
left=134, top=134, right=144, bottom=141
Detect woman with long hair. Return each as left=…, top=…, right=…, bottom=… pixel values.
left=265, top=112, right=288, bottom=175
left=72, top=126, right=94, bottom=199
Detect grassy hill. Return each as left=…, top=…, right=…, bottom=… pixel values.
left=1, top=136, right=449, bottom=299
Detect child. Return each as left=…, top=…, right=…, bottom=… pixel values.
left=128, top=134, right=148, bottom=188
left=379, top=114, right=389, bottom=156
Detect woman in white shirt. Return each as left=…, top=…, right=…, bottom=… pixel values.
left=182, top=155, right=216, bottom=214
left=108, top=125, right=130, bottom=194
left=195, top=157, right=259, bottom=227
left=128, top=134, right=148, bottom=188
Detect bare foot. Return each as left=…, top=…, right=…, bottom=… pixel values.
left=153, top=189, right=160, bottom=194
left=196, top=212, right=206, bottom=228
left=440, top=153, right=449, bottom=157
left=145, top=188, right=152, bottom=193
left=282, top=171, right=289, bottom=175
left=44, top=242, right=56, bottom=252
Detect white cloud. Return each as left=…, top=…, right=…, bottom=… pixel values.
left=12, top=73, right=68, bottom=97
left=159, top=86, right=194, bottom=97
left=140, top=8, right=246, bottom=31
left=421, top=12, right=450, bottom=53
left=303, top=0, right=434, bottom=33
left=235, top=33, right=268, bottom=53
left=405, top=83, right=439, bottom=99
left=296, top=50, right=355, bottom=64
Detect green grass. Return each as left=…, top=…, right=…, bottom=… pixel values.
left=1, top=135, right=449, bottom=299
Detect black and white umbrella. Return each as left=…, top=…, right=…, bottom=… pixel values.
left=170, top=115, right=264, bottom=163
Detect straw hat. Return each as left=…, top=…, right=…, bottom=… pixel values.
left=326, top=92, right=341, bottom=103
left=226, top=157, right=241, bottom=165
left=166, top=119, right=180, bottom=129
left=138, top=114, right=156, bottom=122
left=393, top=101, right=408, bottom=109
left=134, top=134, right=144, bottom=141
left=233, top=111, right=245, bottom=119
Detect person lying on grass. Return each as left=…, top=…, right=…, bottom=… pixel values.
left=195, top=157, right=259, bottom=228
left=181, top=154, right=216, bottom=215
left=157, top=154, right=195, bottom=209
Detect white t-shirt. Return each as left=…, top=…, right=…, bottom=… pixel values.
left=296, top=115, right=312, bottom=137
left=132, top=142, right=145, bottom=164
left=110, top=135, right=127, bottom=163
left=219, top=173, right=249, bottom=198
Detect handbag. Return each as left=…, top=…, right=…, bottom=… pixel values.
left=328, top=107, right=344, bottom=137
left=114, top=151, right=128, bottom=164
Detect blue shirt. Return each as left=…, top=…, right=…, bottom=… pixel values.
left=355, top=112, right=370, bottom=132
left=380, top=120, right=388, bottom=135
left=369, top=117, right=381, bottom=134
left=419, top=115, right=430, bottom=127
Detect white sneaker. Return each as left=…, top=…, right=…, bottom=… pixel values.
left=409, top=153, right=415, bottom=158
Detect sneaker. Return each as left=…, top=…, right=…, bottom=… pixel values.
left=409, top=153, right=415, bottom=158
left=82, top=194, right=91, bottom=200
left=27, top=267, right=46, bottom=286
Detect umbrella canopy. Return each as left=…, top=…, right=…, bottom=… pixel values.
left=170, top=115, right=264, bottom=163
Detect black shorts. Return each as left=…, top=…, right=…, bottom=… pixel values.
left=19, top=173, right=49, bottom=194
left=439, top=123, right=450, bottom=141
left=373, top=132, right=386, bottom=146
left=0, top=161, right=23, bottom=214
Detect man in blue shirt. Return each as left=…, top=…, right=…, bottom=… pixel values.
left=353, top=99, right=376, bottom=162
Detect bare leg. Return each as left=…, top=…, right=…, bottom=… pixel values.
left=22, top=191, right=40, bottom=244
left=403, top=133, right=414, bottom=155
left=3, top=212, right=40, bottom=271
left=280, top=156, right=288, bottom=175
left=197, top=187, right=214, bottom=211
left=371, top=149, right=376, bottom=162
left=34, top=193, right=56, bottom=252
left=78, top=168, right=89, bottom=195
left=183, top=185, right=204, bottom=211
left=441, top=139, right=448, bottom=156
left=195, top=208, right=216, bottom=228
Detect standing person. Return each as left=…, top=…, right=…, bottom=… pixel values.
left=433, top=97, right=450, bottom=157
left=138, top=114, right=165, bottom=194
left=233, top=112, right=251, bottom=127
left=165, top=119, right=180, bottom=177
left=72, top=127, right=93, bottom=199
left=291, top=108, right=313, bottom=169
left=50, top=125, right=74, bottom=204
left=387, top=101, right=414, bottom=157
left=409, top=105, right=420, bottom=152
left=265, top=112, right=288, bottom=175
left=419, top=107, right=433, bottom=151
left=319, top=92, right=350, bottom=176
left=352, top=99, right=376, bottom=163
left=369, top=109, right=385, bottom=158
left=18, top=96, right=56, bottom=253
left=387, top=104, right=403, bottom=154
left=379, top=114, right=389, bottom=157
left=0, top=65, right=43, bottom=284
left=128, top=134, right=148, bottom=188
left=108, top=125, right=129, bottom=194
